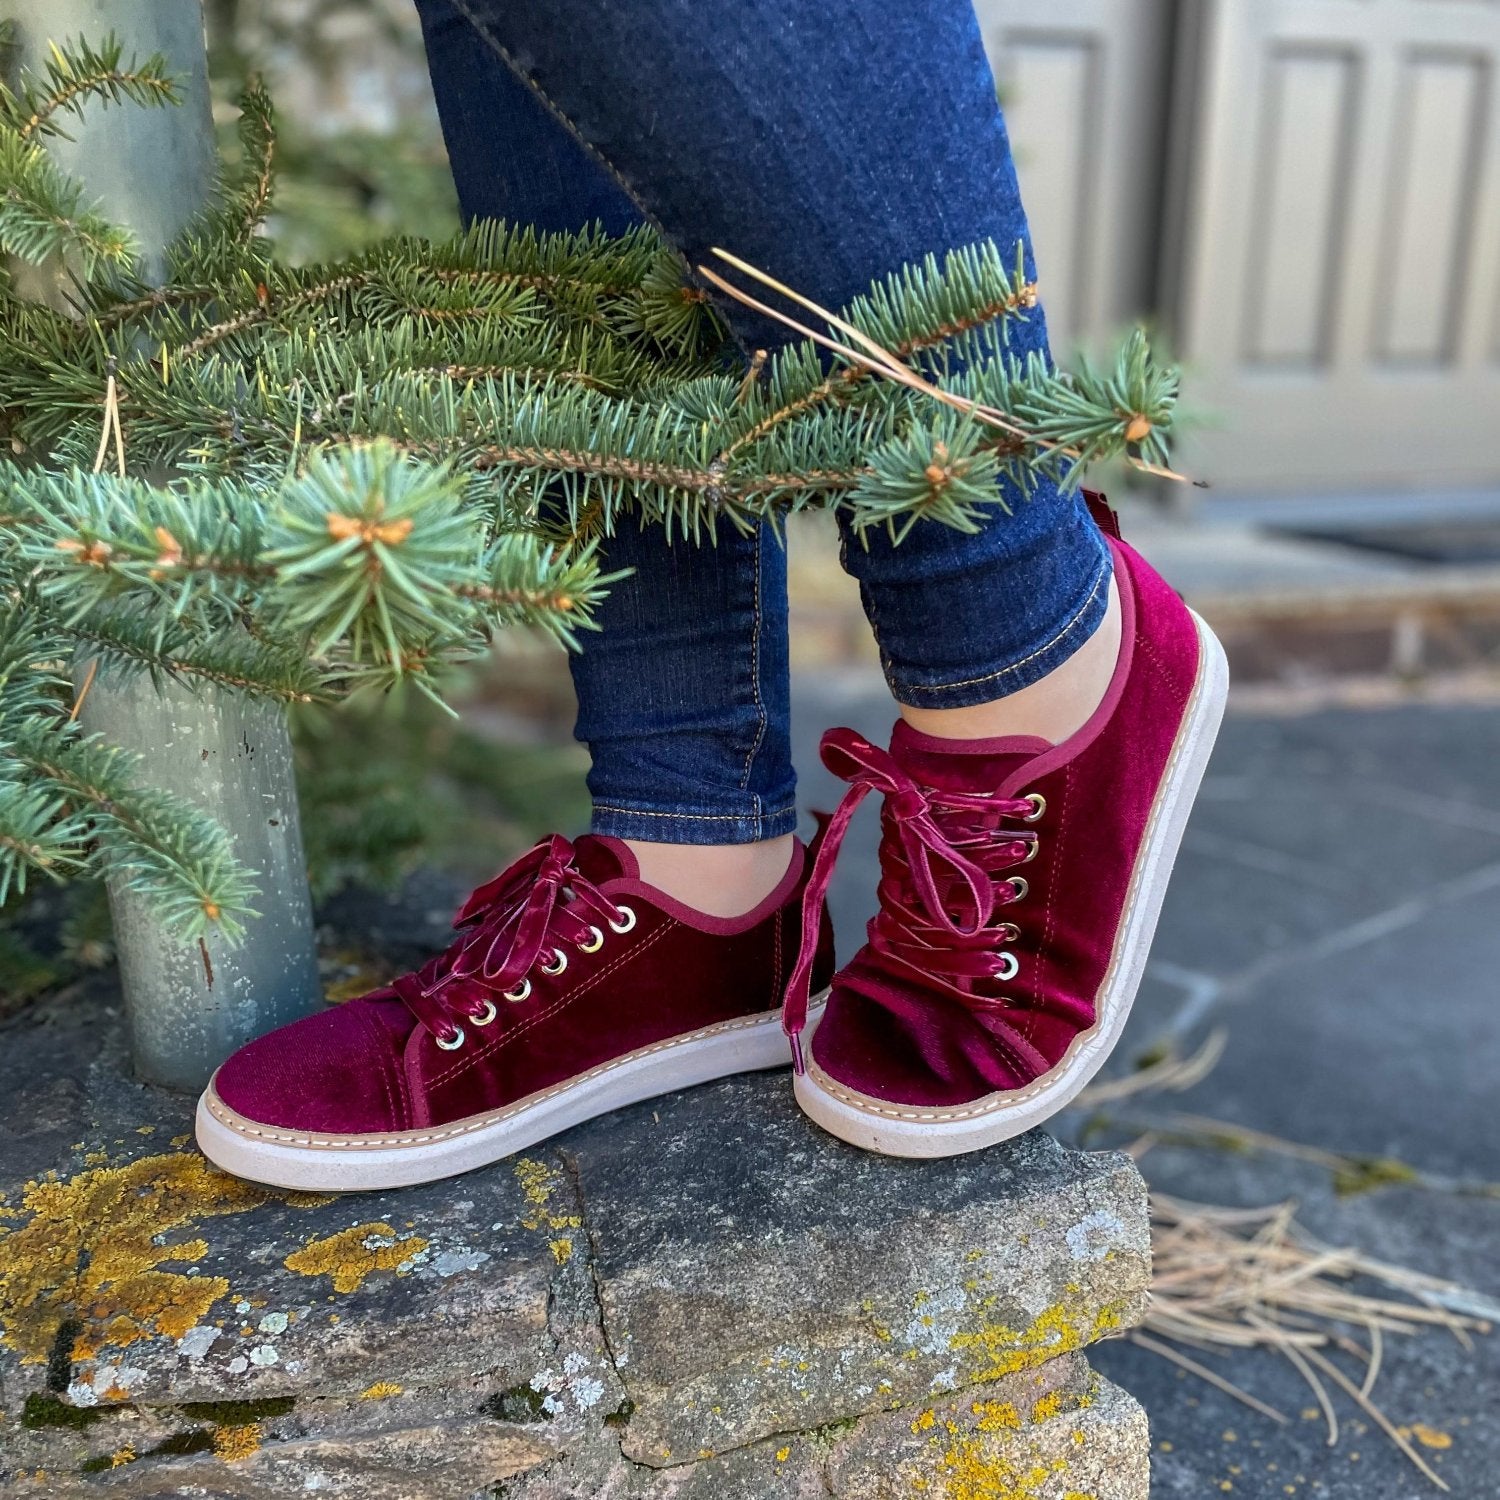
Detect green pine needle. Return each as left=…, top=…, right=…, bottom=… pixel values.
left=0, top=42, right=1187, bottom=944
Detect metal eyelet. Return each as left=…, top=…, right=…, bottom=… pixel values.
left=1009, top=876, right=1029, bottom=902
left=994, top=951, right=1020, bottom=982
left=1020, top=838, right=1039, bottom=864
left=1022, top=792, right=1046, bottom=822
left=541, top=948, right=568, bottom=976
left=470, top=999, right=498, bottom=1027
left=577, top=925, right=605, bottom=954
left=435, top=1025, right=466, bottom=1052
left=504, top=978, right=532, bottom=1003
left=997, top=922, right=1021, bottom=942
left=608, top=904, right=637, bottom=934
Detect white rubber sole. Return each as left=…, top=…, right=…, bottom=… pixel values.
left=794, top=609, right=1230, bottom=1159
left=197, top=995, right=827, bottom=1191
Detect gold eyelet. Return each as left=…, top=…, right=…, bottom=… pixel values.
left=471, top=999, right=498, bottom=1027
left=1022, top=792, right=1046, bottom=822
left=435, top=1025, right=466, bottom=1052
left=995, top=951, right=1020, bottom=982
left=577, top=925, right=604, bottom=954
left=608, top=904, right=637, bottom=934
left=504, top=978, right=532, bottom=1004
left=997, top=922, right=1021, bottom=942
left=541, top=948, right=568, bottom=976
left=1009, top=876, right=1029, bottom=902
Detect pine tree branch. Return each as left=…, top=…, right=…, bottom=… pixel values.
left=0, top=137, right=135, bottom=269
left=229, top=75, right=276, bottom=235
left=1, top=36, right=179, bottom=144
left=4, top=724, right=259, bottom=941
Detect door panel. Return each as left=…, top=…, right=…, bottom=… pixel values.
left=1170, top=0, right=1500, bottom=490
left=975, top=0, right=1176, bottom=353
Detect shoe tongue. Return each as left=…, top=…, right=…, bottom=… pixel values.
left=888, top=719, right=1051, bottom=794
left=572, top=833, right=638, bottom=884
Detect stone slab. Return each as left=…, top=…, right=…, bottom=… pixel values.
left=1, top=972, right=1150, bottom=1497
left=562, top=1076, right=1149, bottom=1462
left=1092, top=1150, right=1500, bottom=1500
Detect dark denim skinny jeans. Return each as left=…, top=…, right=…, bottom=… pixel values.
left=413, top=0, right=1112, bottom=844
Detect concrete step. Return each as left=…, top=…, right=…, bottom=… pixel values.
left=782, top=506, right=1500, bottom=692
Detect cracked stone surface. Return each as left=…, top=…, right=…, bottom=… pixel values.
left=563, top=1076, right=1147, bottom=1463
left=1, top=942, right=1149, bottom=1497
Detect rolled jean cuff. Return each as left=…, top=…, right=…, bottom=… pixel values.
left=884, top=540, right=1114, bottom=710
left=589, top=798, right=800, bottom=845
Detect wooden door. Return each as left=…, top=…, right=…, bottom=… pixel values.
left=975, top=0, right=1178, bottom=354
left=1168, top=0, right=1500, bottom=491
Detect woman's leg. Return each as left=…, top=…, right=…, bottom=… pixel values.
left=412, top=0, right=1114, bottom=728
left=391, top=0, right=1226, bottom=1164
left=415, top=0, right=796, bottom=915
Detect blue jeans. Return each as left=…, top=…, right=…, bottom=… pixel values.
left=414, top=0, right=1112, bottom=843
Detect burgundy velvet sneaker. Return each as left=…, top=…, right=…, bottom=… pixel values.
left=196, top=833, right=833, bottom=1190
left=781, top=521, right=1228, bottom=1157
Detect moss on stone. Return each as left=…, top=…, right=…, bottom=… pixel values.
left=807, top=1416, right=861, bottom=1448
left=80, top=1428, right=217, bottom=1473
left=149, top=1428, right=217, bottom=1458
left=1332, top=1155, right=1420, bottom=1197
left=602, top=1397, right=635, bottom=1430
left=21, top=1393, right=108, bottom=1430
left=481, top=1384, right=551, bottom=1424
left=176, top=1396, right=295, bottom=1424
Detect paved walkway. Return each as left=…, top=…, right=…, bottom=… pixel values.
left=794, top=686, right=1500, bottom=1499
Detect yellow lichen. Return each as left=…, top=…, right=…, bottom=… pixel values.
left=549, top=1237, right=574, bottom=1265
left=1399, top=1424, right=1453, bottom=1451
left=0, top=1151, right=299, bottom=1364
left=948, top=1300, right=1128, bottom=1381
left=933, top=1432, right=1069, bottom=1500
left=514, top=1158, right=582, bottom=1235
left=212, top=1424, right=262, bottom=1463
left=107, top=1445, right=137, bottom=1469
left=912, top=1409, right=938, bottom=1433
left=283, top=1223, right=428, bottom=1294
left=1030, top=1393, right=1063, bottom=1424
left=972, top=1401, right=1021, bottom=1432
left=359, top=1381, right=404, bottom=1400
left=775, top=1446, right=791, bottom=1462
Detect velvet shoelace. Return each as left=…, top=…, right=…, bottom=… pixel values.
left=782, top=728, right=1040, bottom=1072
left=382, top=834, right=631, bottom=1049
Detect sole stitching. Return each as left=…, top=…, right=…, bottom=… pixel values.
left=205, top=1000, right=827, bottom=1152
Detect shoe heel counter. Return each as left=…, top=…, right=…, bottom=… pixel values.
left=1112, top=539, right=1204, bottom=701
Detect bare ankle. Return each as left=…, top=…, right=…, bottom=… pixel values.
left=624, top=834, right=797, bottom=918
left=899, top=576, right=1122, bottom=745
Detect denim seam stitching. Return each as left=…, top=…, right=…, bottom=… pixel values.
left=591, top=803, right=797, bottom=823
left=738, top=531, right=769, bottom=826
left=890, top=551, right=1109, bottom=697
left=441, top=0, right=697, bottom=284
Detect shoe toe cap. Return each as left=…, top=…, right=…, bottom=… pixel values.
left=210, top=999, right=412, bottom=1135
